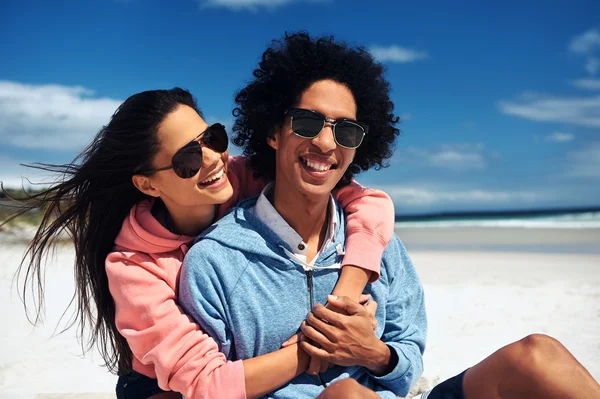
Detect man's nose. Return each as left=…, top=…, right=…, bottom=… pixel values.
left=311, top=124, right=336, bottom=153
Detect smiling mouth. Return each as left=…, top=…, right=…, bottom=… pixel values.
left=299, top=156, right=337, bottom=172
left=198, top=168, right=224, bottom=186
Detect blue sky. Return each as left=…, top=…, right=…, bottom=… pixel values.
left=1, top=0, right=599, bottom=214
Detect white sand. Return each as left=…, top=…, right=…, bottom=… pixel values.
left=411, top=251, right=600, bottom=383
left=1, top=244, right=598, bottom=398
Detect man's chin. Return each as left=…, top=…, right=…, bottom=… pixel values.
left=296, top=181, right=337, bottom=200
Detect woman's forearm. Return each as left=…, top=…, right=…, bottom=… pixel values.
left=332, top=265, right=372, bottom=302
left=243, top=343, right=310, bottom=399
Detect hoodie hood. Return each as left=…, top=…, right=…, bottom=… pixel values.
left=195, top=196, right=346, bottom=269
left=114, top=199, right=193, bottom=254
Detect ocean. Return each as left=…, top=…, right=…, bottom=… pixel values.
left=395, top=209, right=600, bottom=229
left=394, top=209, right=600, bottom=254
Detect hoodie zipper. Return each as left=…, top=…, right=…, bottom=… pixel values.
left=306, top=269, right=314, bottom=308
left=305, top=268, right=327, bottom=388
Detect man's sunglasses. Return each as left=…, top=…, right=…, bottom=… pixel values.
left=285, top=108, right=368, bottom=149
left=143, top=123, right=228, bottom=179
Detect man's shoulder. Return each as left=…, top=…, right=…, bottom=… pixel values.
left=380, top=234, right=414, bottom=279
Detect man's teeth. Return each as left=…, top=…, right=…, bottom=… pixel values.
left=302, top=158, right=332, bottom=172
left=200, top=169, right=224, bottom=184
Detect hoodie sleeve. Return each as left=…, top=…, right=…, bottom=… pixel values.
left=178, top=241, right=235, bottom=359
left=333, top=180, right=395, bottom=282
left=105, top=251, right=246, bottom=399
left=368, top=236, right=427, bottom=396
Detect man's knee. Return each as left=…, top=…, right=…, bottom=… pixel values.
left=520, top=334, right=564, bottom=359
left=320, top=379, right=378, bottom=399
left=510, top=334, right=567, bottom=375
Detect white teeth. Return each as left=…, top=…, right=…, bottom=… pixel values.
left=200, top=169, right=224, bottom=184
left=302, top=157, right=332, bottom=172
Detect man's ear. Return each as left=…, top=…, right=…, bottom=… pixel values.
left=266, top=129, right=280, bottom=150
left=132, top=174, right=161, bottom=198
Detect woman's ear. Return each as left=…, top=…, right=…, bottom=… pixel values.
left=132, top=174, right=161, bottom=198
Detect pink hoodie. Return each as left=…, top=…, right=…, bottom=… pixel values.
left=106, top=156, right=395, bottom=399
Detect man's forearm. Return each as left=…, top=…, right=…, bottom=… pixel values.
left=243, top=344, right=310, bottom=399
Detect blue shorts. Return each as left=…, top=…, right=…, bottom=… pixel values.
left=420, top=370, right=467, bottom=399
left=116, top=370, right=180, bottom=399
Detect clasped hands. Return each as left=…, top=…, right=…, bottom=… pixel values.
left=282, top=294, right=386, bottom=376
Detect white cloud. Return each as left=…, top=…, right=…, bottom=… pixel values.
left=586, top=57, right=600, bottom=76
left=0, top=81, right=122, bottom=151
left=498, top=93, right=600, bottom=128
left=375, top=185, right=544, bottom=206
left=568, top=29, right=600, bottom=77
left=544, top=132, right=575, bottom=143
left=571, top=78, right=600, bottom=90
left=369, top=45, right=428, bottom=63
left=396, top=143, right=486, bottom=170
left=198, top=0, right=324, bottom=10
left=568, top=29, right=600, bottom=55
left=564, top=142, right=600, bottom=178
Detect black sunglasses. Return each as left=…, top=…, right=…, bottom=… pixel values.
left=143, top=123, right=228, bottom=179
left=285, top=108, right=368, bottom=149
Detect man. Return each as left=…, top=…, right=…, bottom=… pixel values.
left=180, top=32, right=600, bottom=399
left=180, top=32, right=425, bottom=398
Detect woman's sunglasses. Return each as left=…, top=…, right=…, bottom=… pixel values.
left=143, top=123, right=229, bottom=179
left=285, top=108, right=368, bottom=149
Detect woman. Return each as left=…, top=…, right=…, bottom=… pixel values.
left=7, top=87, right=395, bottom=398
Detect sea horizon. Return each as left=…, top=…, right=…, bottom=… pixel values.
left=395, top=206, right=600, bottom=229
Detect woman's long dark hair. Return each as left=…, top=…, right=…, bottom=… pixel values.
left=2, top=88, right=201, bottom=375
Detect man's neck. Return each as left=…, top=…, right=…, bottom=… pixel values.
left=272, top=183, right=330, bottom=262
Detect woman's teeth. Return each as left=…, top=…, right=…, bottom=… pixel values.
left=301, top=157, right=333, bottom=172
left=200, top=169, right=224, bottom=184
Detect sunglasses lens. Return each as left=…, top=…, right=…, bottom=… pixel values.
left=172, top=143, right=203, bottom=178
left=291, top=112, right=323, bottom=138
left=203, top=124, right=229, bottom=153
left=335, top=122, right=365, bottom=148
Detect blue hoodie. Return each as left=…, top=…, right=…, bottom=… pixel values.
left=179, top=197, right=427, bottom=399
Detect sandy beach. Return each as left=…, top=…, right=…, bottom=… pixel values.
left=1, top=227, right=599, bottom=398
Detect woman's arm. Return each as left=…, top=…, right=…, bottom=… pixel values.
left=332, top=180, right=395, bottom=300
left=243, top=344, right=309, bottom=399
left=106, top=251, right=308, bottom=399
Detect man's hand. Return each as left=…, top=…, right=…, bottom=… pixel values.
left=281, top=294, right=376, bottom=375
left=281, top=294, right=376, bottom=347
left=299, top=295, right=391, bottom=376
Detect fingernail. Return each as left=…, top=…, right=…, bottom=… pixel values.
left=328, top=295, right=338, bottom=301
